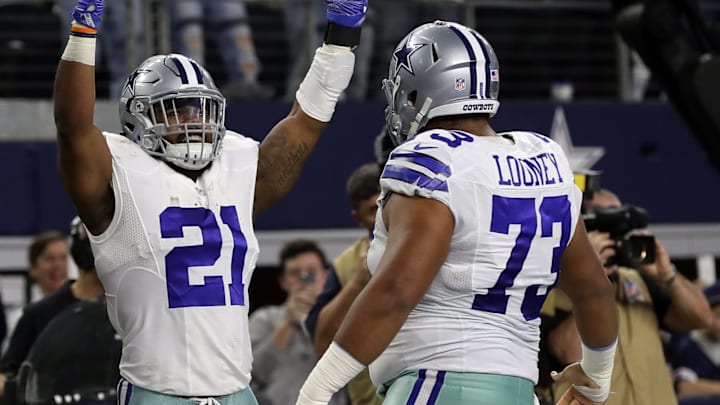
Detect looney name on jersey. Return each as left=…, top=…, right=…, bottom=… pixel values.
left=493, top=152, right=564, bottom=187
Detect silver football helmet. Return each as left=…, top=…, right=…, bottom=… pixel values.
left=383, top=21, right=500, bottom=145
left=119, top=54, right=226, bottom=170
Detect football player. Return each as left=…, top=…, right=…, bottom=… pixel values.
left=53, top=0, right=366, bottom=403
left=297, top=21, right=617, bottom=405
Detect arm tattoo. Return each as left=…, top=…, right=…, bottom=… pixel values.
left=258, top=128, right=311, bottom=197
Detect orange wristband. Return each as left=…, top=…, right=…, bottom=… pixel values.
left=71, top=22, right=97, bottom=36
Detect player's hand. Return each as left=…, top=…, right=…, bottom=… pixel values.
left=555, top=386, right=605, bottom=405
left=551, top=363, right=605, bottom=405
left=72, top=0, right=104, bottom=30
left=325, top=0, right=367, bottom=28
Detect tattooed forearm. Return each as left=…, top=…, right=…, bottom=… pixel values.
left=267, top=141, right=309, bottom=193
left=255, top=114, right=322, bottom=215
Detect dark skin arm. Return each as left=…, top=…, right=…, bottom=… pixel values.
left=54, top=60, right=114, bottom=235
left=556, top=219, right=618, bottom=349
left=253, top=102, right=327, bottom=216
left=333, top=194, right=453, bottom=364
left=314, top=270, right=369, bottom=357
left=314, top=239, right=371, bottom=356
left=550, top=220, right=619, bottom=402
left=548, top=315, right=582, bottom=366
left=57, top=60, right=329, bottom=224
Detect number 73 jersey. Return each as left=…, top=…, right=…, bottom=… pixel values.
left=88, top=132, right=260, bottom=396
left=366, top=129, right=583, bottom=386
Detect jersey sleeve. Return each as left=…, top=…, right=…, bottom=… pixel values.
left=379, top=135, right=453, bottom=208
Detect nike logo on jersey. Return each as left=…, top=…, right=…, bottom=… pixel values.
left=413, top=143, right=437, bottom=151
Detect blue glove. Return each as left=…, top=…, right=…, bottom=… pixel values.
left=326, top=0, right=367, bottom=28
left=71, top=0, right=104, bottom=30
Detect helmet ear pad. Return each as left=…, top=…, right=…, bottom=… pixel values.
left=384, top=20, right=501, bottom=145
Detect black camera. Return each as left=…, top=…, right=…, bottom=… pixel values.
left=583, top=204, right=656, bottom=268
left=297, top=271, right=316, bottom=285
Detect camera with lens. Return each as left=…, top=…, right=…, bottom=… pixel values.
left=583, top=204, right=656, bottom=268
left=297, top=271, right=316, bottom=285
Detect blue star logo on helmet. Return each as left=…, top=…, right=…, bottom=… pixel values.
left=393, top=40, right=426, bottom=76
left=123, top=68, right=151, bottom=97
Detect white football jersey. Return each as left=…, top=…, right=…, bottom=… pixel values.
left=366, top=129, right=582, bottom=386
left=89, top=132, right=260, bottom=396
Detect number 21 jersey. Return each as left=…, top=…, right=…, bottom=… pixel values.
left=89, top=132, right=260, bottom=396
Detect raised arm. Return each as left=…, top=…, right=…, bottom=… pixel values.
left=253, top=103, right=329, bottom=215
left=253, top=0, right=366, bottom=216
left=54, top=0, right=113, bottom=235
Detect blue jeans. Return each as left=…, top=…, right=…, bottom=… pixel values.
left=169, top=0, right=259, bottom=83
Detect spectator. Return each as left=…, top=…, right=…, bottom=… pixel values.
left=249, top=240, right=345, bottom=405
left=669, top=282, right=720, bottom=405
left=4, top=231, right=68, bottom=360
left=306, top=163, right=380, bottom=405
left=27, top=231, right=69, bottom=300
left=0, top=217, right=104, bottom=399
left=14, top=300, right=121, bottom=405
left=169, top=0, right=273, bottom=100
left=541, top=188, right=712, bottom=405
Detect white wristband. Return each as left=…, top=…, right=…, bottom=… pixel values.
left=576, top=338, right=617, bottom=403
left=61, top=35, right=97, bottom=66
left=296, top=44, right=355, bottom=122
left=296, top=341, right=365, bottom=404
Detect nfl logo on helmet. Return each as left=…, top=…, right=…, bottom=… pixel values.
left=455, top=77, right=466, bottom=91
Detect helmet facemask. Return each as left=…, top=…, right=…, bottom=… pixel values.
left=383, top=75, right=434, bottom=146
left=147, top=96, right=225, bottom=170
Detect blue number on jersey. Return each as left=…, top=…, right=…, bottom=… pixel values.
left=159, top=206, right=248, bottom=308
left=430, top=130, right=474, bottom=148
left=472, top=195, right=571, bottom=320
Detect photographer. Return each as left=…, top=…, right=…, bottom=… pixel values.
left=540, top=189, right=711, bottom=405
left=248, top=240, right=346, bottom=405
